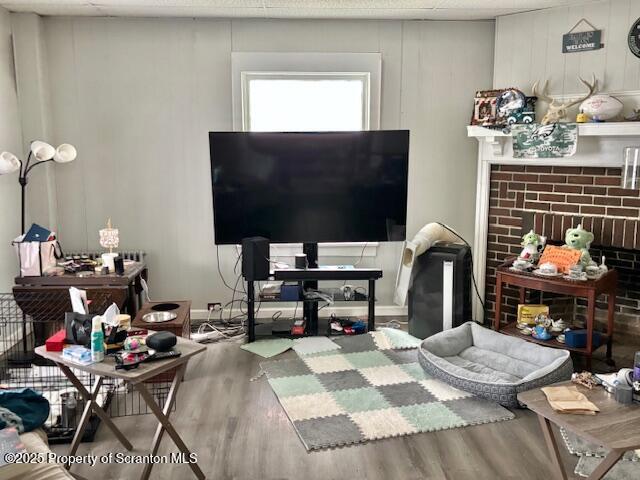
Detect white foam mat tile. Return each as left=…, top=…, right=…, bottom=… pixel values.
left=371, top=330, right=393, bottom=350
left=293, top=336, right=341, bottom=356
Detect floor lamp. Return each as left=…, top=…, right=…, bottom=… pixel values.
left=0, top=141, right=77, bottom=363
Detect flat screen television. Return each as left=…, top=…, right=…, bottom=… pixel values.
left=209, top=130, right=409, bottom=245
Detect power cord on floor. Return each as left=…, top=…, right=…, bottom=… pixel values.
left=377, top=319, right=408, bottom=329
left=196, top=246, right=251, bottom=343
left=193, top=306, right=245, bottom=343
left=436, top=222, right=486, bottom=312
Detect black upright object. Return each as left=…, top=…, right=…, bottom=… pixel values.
left=408, top=243, right=472, bottom=339
left=302, top=242, right=319, bottom=337
left=16, top=151, right=49, bottom=364
left=241, top=236, right=270, bottom=281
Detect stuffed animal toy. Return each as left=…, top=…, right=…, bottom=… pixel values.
left=563, top=224, right=596, bottom=266
left=517, top=230, right=546, bottom=263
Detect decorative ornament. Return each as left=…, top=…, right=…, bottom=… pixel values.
left=562, top=224, right=596, bottom=267
left=99, top=218, right=119, bottom=254
left=496, top=89, right=527, bottom=123
left=625, top=109, right=640, bottom=122
left=576, top=110, right=589, bottom=123
left=580, top=94, right=623, bottom=121
left=628, top=17, right=640, bottom=59
left=532, top=74, right=597, bottom=125
left=513, top=230, right=547, bottom=269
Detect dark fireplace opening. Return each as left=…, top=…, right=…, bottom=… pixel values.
left=576, top=247, right=640, bottom=336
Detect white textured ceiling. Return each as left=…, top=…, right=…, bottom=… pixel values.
left=0, top=0, right=601, bottom=20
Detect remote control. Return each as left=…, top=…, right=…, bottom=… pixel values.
left=145, top=350, right=181, bottom=362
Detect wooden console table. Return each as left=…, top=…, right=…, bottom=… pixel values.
left=13, top=262, right=149, bottom=356
left=518, top=381, right=640, bottom=480
left=494, top=264, right=617, bottom=370
left=15, top=261, right=148, bottom=316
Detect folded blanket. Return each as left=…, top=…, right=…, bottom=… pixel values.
left=542, top=386, right=599, bottom=415
left=0, top=389, right=50, bottom=433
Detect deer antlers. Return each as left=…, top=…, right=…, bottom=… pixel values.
left=533, top=74, right=598, bottom=125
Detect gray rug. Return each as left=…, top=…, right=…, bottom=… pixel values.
left=260, top=331, right=514, bottom=450
left=561, top=428, right=639, bottom=479
left=575, top=457, right=638, bottom=480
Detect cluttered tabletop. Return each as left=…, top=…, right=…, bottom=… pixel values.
left=518, top=377, right=640, bottom=451
left=36, top=289, right=205, bottom=384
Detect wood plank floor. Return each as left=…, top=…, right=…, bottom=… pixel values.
left=52, top=341, right=587, bottom=480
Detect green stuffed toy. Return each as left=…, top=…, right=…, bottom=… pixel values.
left=517, top=229, right=545, bottom=263
left=563, top=224, right=596, bottom=267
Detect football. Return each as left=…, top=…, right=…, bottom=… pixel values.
left=580, top=94, right=624, bottom=120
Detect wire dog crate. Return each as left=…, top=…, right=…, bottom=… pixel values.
left=0, top=292, right=173, bottom=444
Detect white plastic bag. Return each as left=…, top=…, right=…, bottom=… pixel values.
left=13, top=234, right=62, bottom=276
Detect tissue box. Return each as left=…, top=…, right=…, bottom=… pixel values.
left=45, top=329, right=66, bottom=352
left=62, top=345, right=93, bottom=365
left=564, top=329, right=603, bottom=349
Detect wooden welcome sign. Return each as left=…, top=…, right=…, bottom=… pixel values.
left=562, top=18, right=603, bottom=53
left=539, top=246, right=582, bottom=273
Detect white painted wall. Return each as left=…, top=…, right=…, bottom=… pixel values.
left=494, top=0, right=640, bottom=112
left=13, top=16, right=494, bottom=310
left=11, top=13, right=59, bottom=234
left=0, top=7, right=22, bottom=290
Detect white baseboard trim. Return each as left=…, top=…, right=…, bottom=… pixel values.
left=191, top=304, right=407, bottom=321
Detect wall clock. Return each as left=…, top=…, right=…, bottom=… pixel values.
left=629, top=17, right=640, bottom=58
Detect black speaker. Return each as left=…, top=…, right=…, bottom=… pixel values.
left=241, top=237, right=270, bottom=281
left=408, top=243, right=472, bottom=339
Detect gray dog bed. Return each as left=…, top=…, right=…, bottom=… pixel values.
left=418, top=322, right=573, bottom=407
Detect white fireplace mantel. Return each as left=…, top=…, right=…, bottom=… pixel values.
left=468, top=122, right=640, bottom=322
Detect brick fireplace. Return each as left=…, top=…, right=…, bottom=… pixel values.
left=484, top=164, right=640, bottom=337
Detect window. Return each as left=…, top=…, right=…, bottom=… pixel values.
left=241, top=72, right=370, bottom=132
left=232, top=52, right=381, bottom=131
left=230, top=53, right=382, bottom=256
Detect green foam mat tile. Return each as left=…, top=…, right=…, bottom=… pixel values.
left=240, top=338, right=294, bottom=358
left=292, top=336, right=341, bottom=356
left=379, top=328, right=422, bottom=349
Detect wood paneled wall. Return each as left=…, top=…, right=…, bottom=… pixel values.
left=494, top=0, right=640, bottom=104
left=11, top=16, right=494, bottom=309
left=0, top=7, right=23, bottom=290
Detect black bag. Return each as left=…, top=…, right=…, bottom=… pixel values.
left=146, top=331, right=176, bottom=352
left=64, top=312, right=94, bottom=347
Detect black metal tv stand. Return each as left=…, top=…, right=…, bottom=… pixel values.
left=245, top=242, right=383, bottom=342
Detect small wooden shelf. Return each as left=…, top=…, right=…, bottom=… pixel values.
left=499, top=322, right=609, bottom=355
left=494, top=263, right=618, bottom=369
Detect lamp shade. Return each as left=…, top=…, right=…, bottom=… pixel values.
left=54, top=143, right=77, bottom=163
left=30, top=141, right=56, bottom=161
left=0, top=151, right=20, bottom=175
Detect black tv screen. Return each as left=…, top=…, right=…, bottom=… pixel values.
left=209, top=130, right=409, bottom=245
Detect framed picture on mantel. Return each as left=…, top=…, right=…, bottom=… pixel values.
left=470, top=89, right=501, bottom=127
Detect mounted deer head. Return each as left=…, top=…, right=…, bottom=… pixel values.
left=532, top=75, right=598, bottom=125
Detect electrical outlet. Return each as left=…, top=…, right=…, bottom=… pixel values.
left=208, top=302, right=222, bottom=312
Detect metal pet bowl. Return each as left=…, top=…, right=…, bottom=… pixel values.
left=151, top=302, right=180, bottom=312
left=142, top=311, right=177, bottom=323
